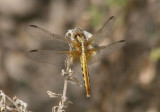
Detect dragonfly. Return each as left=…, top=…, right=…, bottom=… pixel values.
left=26, top=16, right=125, bottom=97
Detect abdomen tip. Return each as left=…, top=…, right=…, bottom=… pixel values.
left=87, top=94, right=91, bottom=98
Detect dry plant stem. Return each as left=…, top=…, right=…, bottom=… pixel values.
left=56, top=49, right=73, bottom=112
left=0, top=90, right=28, bottom=112
left=5, top=96, right=20, bottom=111
left=0, top=91, right=18, bottom=111
left=62, top=79, right=68, bottom=105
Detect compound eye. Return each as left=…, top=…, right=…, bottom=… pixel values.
left=68, top=33, right=71, bottom=38
left=66, top=32, right=72, bottom=39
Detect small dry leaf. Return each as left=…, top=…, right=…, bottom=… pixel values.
left=67, top=77, right=82, bottom=87
left=47, top=91, right=62, bottom=98
left=13, top=96, right=27, bottom=112
left=66, top=100, right=73, bottom=107
left=68, top=68, right=73, bottom=77
left=0, top=90, right=6, bottom=112
left=0, top=106, right=5, bottom=112
left=52, top=106, right=59, bottom=112
left=61, top=68, right=74, bottom=78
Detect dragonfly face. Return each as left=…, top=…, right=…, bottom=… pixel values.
left=26, top=16, right=125, bottom=97
left=65, top=28, right=92, bottom=49
left=66, top=28, right=91, bottom=41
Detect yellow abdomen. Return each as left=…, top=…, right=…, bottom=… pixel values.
left=80, top=49, right=90, bottom=97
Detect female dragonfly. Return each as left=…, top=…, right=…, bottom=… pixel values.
left=26, top=16, right=125, bottom=97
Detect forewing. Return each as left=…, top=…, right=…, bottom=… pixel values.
left=26, top=50, right=68, bottom=66
left=88, top=16, right=115, bottom=45
left=88, top=40, right=125, bottom=64
left=26, top=25, right=73, bottom=51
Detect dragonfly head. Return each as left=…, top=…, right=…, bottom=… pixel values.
left=65, top=28, right=92, bottom=43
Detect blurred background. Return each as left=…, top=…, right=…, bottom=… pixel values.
left=0, top=0, right=160, bottom=112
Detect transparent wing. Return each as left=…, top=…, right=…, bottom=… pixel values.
left=87, top=40, right=125, bottom=64
left=26, top=25, right=73, bottom=51
left=26, top=50, right=68, bottom=66
left=87, top=16, right=115, bottom=45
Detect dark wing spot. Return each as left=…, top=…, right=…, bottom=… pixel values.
left=30, top=50, right=38, bottom=52
left=109, top=16, right=115, bottom=20
left=29, top=25, right=38, bottom=28
left=119, top=40, right=125, bottom=42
